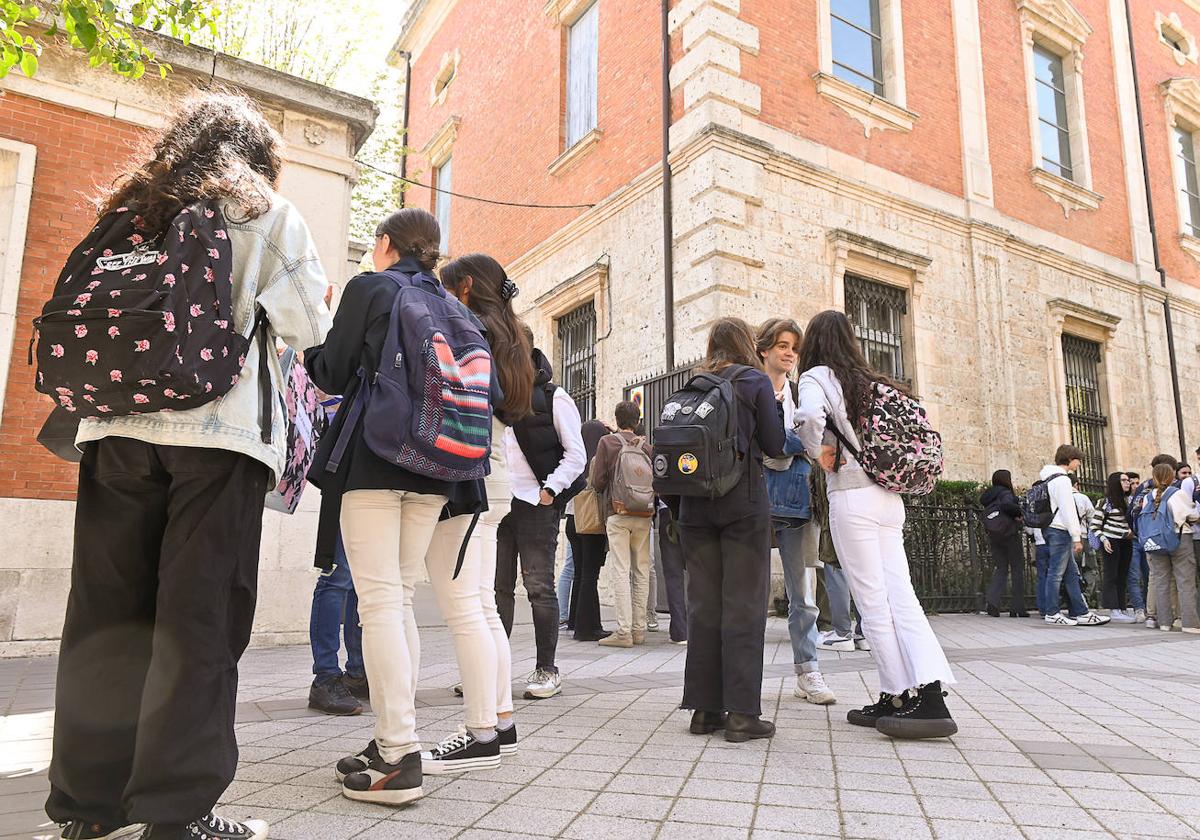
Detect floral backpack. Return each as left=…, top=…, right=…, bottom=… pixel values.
left=827, top=381, right=944, bottom=496
left=265, top=349, right=327, bottom=514
left=30, top=202, right=269, bottom=428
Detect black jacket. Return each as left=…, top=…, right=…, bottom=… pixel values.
left=980, top=485, right=1022, bottom=518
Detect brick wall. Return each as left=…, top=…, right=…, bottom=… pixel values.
left=0, top=94, right=146, bottom=501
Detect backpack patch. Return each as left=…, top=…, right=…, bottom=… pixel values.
left=829, top=382, right=944, bottom=496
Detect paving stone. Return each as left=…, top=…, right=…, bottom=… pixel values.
left=757, top=784, right=837, bottom=810
left=354, top=822, right=461, bottom=840
left=657, top=822, right=750, bottom=840
left=1083, top=809, right=1197, bottom=838
left=918, top=794, right=1008, bottom=822
left=1004, top=803, right=1102, bottom=830
left=669, top=797, right=756, bottom=828
left=842, top=812, right=933, bottom=840
left=268, top=811, right=380, bottom=840
left=931, top=817, right=1026, bottom=840
left=587, top=791, right=674, bottom=821
left=752, top=805, right=840, bottom=835
left=473, top=802, right=576, bottom=836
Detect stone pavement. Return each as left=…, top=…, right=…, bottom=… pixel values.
left=3, top=600, right=1200, bottom=840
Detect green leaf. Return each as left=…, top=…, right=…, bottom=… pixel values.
left=46, top=19, right=58, bottom=36
left=19, top=47, right=35, bottom=76
left=159, top=63, right=167, bottom=79
left=76, top=21, right=96, bottom=49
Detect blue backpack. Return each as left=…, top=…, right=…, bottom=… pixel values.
left=328, top=269, right=493, bottom=482
left=1135, top=486, right=1183, bottom=554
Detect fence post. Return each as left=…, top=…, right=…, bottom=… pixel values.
left=967, top=510, right=983, bottom=613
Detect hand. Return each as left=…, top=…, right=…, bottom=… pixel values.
left=1102, top=538, right=1113, bottom=554
left=324, top=284, right=335, bottom=307
left=539, top=488, right=555, bottom=506
left=1073, top=541, right=1082, bottom=554
left=818, top=444, right=844, bottom=472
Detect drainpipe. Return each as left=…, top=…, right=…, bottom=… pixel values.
left=399, top=50, right=413, bottom=207
left=661, top=0, right=676, bottom=371
left=1124, top=0, right=1188, bottom=458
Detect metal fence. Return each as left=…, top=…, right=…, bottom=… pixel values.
left=623, top=361, right=698, bottom=442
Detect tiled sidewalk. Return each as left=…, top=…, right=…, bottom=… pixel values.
left=3, top=605, right=1200, bottom=840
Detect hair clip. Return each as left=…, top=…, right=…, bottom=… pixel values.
left=500, top=277, right=520, bottom=301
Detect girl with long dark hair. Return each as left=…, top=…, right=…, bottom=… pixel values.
left=1092, top=472, right=1137, bottom=622
left=794, top=310, right=956, bottom=740
left=680, top=317, right=785, bottom=742
left=981, top=470, right=1027, bottom=617
left=48, top=91, right=331, bottom=840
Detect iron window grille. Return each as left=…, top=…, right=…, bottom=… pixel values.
left=1062, top=334, right=1108, bottom=495
left=1176, top=127, right=1200, bottom=238
left=845, top=274, right=907, bottom=384
left=557, top=301, right=597, bottom=421
left=1034, top=45, right=1074, bottom=182
left=830, top=0, right=885, bottom=96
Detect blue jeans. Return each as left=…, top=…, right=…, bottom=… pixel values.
left=823, top=563, right=862, bottom=638
left=558, top=541, right=575, bottom=623
left=1042, top=528, right=1088, bottom=618
left=775, top=519, right=819, bottom=672
left=309, top=535, right=364, bottom=680
left=1035, top=542, right=1051, bottom=616
left=1127, top=541, right=1148, bottom=611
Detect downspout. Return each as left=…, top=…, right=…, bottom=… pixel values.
left=661, top=0, right=675, bottom=371
left=1124, top=0, right=1188, bottom=458
left=399, top=50, right=413, bottom=207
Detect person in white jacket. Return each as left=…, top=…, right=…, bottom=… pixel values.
left=793, top=311, right=956, bottom=740
left=1038, top=445, right=1110, bottom=626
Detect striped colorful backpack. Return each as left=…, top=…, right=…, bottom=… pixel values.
left=327, top=269, right=493, bottom=481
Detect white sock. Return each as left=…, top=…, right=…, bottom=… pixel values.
left=496, top=719, right=515, bottom=732
left=470, top=727, right=498, bottom=743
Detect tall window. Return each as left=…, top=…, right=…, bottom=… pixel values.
left=1034, top=45, right=1073, bottom=181
left=1176, top=126, right=1200, bottom=238
left=566, top=1, right=599, bottom=147
left=435, top=157, right=452, bottom=253
left=557, top=301, right=596, bottom=421
left=830, top=0, right=884, bottom=96
left=845, top=274, right=907, bottom=383
left=1061, top=335, right=1108, bottom=495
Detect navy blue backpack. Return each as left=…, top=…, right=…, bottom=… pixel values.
left=1135, top=486, right=1184, bottom=554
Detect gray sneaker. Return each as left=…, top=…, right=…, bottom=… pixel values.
left=524, top=667, right=562, bottom=699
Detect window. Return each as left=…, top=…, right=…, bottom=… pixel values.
left=434, top=156, right=452, bottom=254
left=1061, top=334, right=1108, bottom=495
left=566, top=1, right=598, bottom=147
left=1034, top=46, right=1073, bottom=181
left=0, top=139, right=36, bottom=429
left=844, top=274, right=907, bottom=383
left=830, top=0, right=883, bottom=96
left=1176, top=127, right=1200, bottom=238
left=1158, top=12, right=1198, bottom=66
left=557, top=301, right=596, bottom=421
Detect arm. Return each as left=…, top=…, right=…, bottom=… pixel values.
left=256, top=201, right=333, bottom=352
left=590, top=435, right=615, bottom=493
left=1051, top=477, right=1082, bottom=541
left=795, top=373, right=830, bottom=460
left=304, top=274, right=377, bottom=395
left=782, top=426, right=807, bottom=457
left=544, top=388, right=586, bottom=497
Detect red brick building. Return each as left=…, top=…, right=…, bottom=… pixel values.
left=393, top=0, right=1200, bottom=490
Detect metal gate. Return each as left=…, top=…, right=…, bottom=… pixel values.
left=558, top=302, right=597, bottom=421
left=623, top=361, right=698, bottom=442
left=1062, top=334, right=1108, bottom=495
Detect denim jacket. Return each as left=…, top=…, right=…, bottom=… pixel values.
left=76, top=193, right=333, bottom=481
left=765, top=426, right=812, bottom=520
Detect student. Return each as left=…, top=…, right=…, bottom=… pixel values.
left=756, top=318, right=835, bottom=704
left=1126, top=455, right=1175, bottom=627
left=1142, top=463, right=1200, bottom=633
left=1093, top=472, right=1136, bottom=623
left=1070, top=474, right=1100, bottom=598
left=46, top=92, right=331, bottom=840
left=1037, top=446, right=1110, bottom=627
left=678, top=317, right=785, bottom=743
left=981, top=470, right=1027, bottom=618
left=308, top=530, right=367, bottom=716
left=794, top=310, right=956, bottom=740
left=654, top=500, right=689, bottom=645
left=494, top=334, right=586, bottom=699
left=590, top=401, right=656, bottom=647
left=306, top=209, right=491, bottom=803
left=566, top=418, right=614, bottom=641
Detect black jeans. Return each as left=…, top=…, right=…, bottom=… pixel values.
left=566, top=515, right=607, bottom=640
left=679, top=475, right=771, bottom=716
left=496, top=498, right=561, bottom=672
left=986, top=533, right=1026, bottom=613
left=46, top=438, right=269, bottom=826
left=657, top=509, right=688, bottom=642
left=1100, top=538, right=1132, bottom=610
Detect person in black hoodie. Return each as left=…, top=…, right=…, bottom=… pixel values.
left=566, top=418, right=614, bottom=641
left=981, top=470, right=1027, bottom=618
left=304, top=208, right=493, bottom=806
left=680, top=317, right=786, bottom=743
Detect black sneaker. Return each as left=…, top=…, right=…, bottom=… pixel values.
left=341, top=750, right=424, bottom=806
left=688, top=710, right=726, bottom=735
left=497, top=723, right=518, bottom=756
left=724, top=712, right=775, bottom=743
left=875, top=681, right=958, bottom=740
left=421, top=728, right=502, bottom=775
left=846, top=692, right=905, bottom=727
left=308, top=675, right=362, bottom=716
left=59, top=822, right=138, bottom=840
left=343, top=672, right=370, bottom=701
left=139, top=812, right=267, bottom=840
left=335, top=739, right=380, bottom=782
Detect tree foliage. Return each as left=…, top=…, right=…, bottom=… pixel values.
left=0, top=0, right=219, bottom=80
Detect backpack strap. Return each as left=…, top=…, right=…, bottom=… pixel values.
left=252, top=307, right=274, bottom=445
left=453, top=511, right=481, bottom=579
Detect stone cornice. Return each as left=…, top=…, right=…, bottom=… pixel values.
left=813, top=72, right=918, bottom=138
left=421, top=115, right=461, bottom=166
left=390, top=0, right=459, bottom=66
left=1030, top=168, right=1103, bottom=217
left=1016, top=0, right=1093, bottom=53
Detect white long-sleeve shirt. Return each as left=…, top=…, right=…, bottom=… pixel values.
left=502, top=386, right=586, bottom=506
left=1040, top=465, right=1082, bottom=540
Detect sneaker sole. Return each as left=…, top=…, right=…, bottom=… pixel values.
left=846, top=712, right=886, bottom=728
left=341, top=784, right=424, bottom=806
left=724, top=727, right=774, bottom=743
left=524, top=687, right=562, bottom=699
left=875, top=716, right=958, bottom=740
left=794, top=688, right=836, bottom=705
left=422, top=754, right=502, bottom=775
left=307, top=702, right=363, bottom=716
left=820, top=642, right=856, bottom=653
left=499, top=743, right=518, bottom=756
left=854, top=642, right=871, bottom=651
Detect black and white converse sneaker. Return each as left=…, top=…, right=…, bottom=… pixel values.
left=335, top=739, right=379, bottom=782
left=497, top=723, right=518, bottom=756
left=341, top=750, right=423, bottom=806
left=875, top=681, right=958, bottom=740
left=846, top=692, right=904, bottom=727
left=421, top=728, right=501, bottom=775
left=59, top=822, right=140, bottom=840
left=139, top=812, right=267, bottom=840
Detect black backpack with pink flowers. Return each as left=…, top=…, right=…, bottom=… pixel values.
left=31, top=202, right=271, bottom=437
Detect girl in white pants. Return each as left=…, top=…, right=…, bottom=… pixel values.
left=794, top=310, right=957, bottom=740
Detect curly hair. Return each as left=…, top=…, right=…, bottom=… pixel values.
left=97, top=88, right=282, bottom=234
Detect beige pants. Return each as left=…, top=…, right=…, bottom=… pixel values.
left=606, top=513, right=653, bottom=636
left=1147, top=542, right=1199, bottom=629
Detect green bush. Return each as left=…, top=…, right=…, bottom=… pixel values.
left=909, top=480, right=988, bottom=509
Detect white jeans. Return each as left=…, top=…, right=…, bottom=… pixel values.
left=827, top=483, right=955, bottom=694
left=606, top=514, right=653, bottom=635
left=340, top=489, right=447, bottom=764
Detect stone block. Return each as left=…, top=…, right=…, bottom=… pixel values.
left=13, top=569, right=69, bottom=641
left=669, top=36, right=741, bottom=91
left=683, top=67, right=761, bottom=115
left=680, top=6, right=759, bottom=55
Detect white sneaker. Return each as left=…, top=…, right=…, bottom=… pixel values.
left=1146, top=616, right=1159, bottom=629
left=795, top=671, right=836, bottom=705
left=819, top=631, right=856, bottom=652
left=1108, top=609, right=1136, bottom=623
left=524, top=667, right=562, bottom=699
left=1044, top=613, right=1078, bottom=626
left=1134, top=609, right=1146, bottom=623
left=1073, top=612, right=1111, bottom=626
left=1182, top=627, right=1200, bottom=634
left=853, top=635, right=871, bottom=651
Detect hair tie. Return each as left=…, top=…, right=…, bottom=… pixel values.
left=499, top=277, right=520, bottom=301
